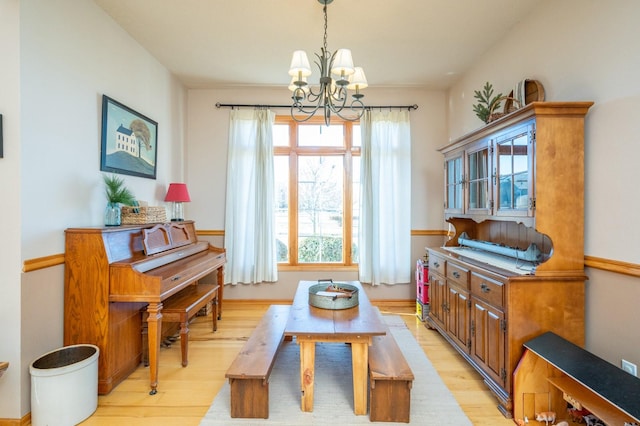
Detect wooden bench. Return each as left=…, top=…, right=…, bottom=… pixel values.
left=368, top=321, right=414, bottom=423
left=142, top=283, right=219, bottom=367
left=224, top=304, right=290, bottom=419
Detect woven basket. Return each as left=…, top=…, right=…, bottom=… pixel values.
left=121, top=206, right=167, bottom=225
left=488, top=96, right=522, bottom=123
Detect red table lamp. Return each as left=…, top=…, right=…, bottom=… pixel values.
left=164, top=183, right=191, bottom=221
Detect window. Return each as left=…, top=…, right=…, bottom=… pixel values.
left=273, top=116, right=360, bottom=268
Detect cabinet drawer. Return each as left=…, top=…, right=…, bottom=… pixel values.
left=446, top=262, right=469, bottom=289
left=428, top=254, right=445, bottom=276
left=470, top=273, right=504, bottom=308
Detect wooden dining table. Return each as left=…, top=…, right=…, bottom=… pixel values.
left=284, top=280, right=387, bottom=415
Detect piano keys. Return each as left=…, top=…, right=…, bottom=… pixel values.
left=64, top=221, right=225, bottom=395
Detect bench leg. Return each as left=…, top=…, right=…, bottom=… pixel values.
left=229, top=378, right=269, bottom=418
left=217, top=267, right=224, bottom=320
left=369, top=379, right=412, bottom=422
left=212, top=296, right=218, bottom=332
left=179, top=315, right=189, bottom=367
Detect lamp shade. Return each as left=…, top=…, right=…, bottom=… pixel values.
left=347, top=67, right=368, bottom=90
left=331, top=48, right=355, bottom=75
left=164, top=183, right=191, bottom=202
left=288, top=50, right=312, bottom=77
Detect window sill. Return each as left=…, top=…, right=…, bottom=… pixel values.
left=278, top=264, right=358, bottom=272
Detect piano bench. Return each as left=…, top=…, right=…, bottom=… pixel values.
left=142, top=283, right=219, bottom=367
left=225, top=304, right=291, bottom=419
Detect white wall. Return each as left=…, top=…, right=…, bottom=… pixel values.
left=0, top=0, right=188, bottom=419
left=0, top=0, right=22, bottom=420
left=447, top=0, right=640, bottom=368
left=186, top=86, right=447, bottom=300
left=20, top=0, right=187, bottom=260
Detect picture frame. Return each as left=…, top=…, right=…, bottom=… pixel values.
left=100, top=95, right=158, bottom=179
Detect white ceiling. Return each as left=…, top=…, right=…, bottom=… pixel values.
left=93, top=0, right=540, bottom=90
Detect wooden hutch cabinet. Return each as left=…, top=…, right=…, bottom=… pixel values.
left=427, top=102, right=593, bottom=417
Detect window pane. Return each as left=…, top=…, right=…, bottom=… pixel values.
left=274, top=156, right=289, bottom=262
left=513, top=134, right=529, bottom=174
left=353, top=124, right=361, bottom=147
left=469, top=181, right=478, bottom=209
left=499, top=175, right=513, bottom=208
left=498, top=143, right=513, bottom=175
left=468, top=149, right=489, bottom=209
left=298, top=156, right=343, bottom=263
left=446, top=157, right=462, bottom=209
left=469, top=151, right=478, bottom=179
left=273, top=124, right=289, bottom=147
left=298, top=124, right=344, bottom=147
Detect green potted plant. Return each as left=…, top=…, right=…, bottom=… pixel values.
left=103, top=174, right=136, bottom=226
left=472, top=82, right=503, bottom=124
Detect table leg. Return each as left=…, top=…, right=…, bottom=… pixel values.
left=299, top=340, right=316, bottom=412
left=146, top=302, right=163, bottom=395
left=351, top=342, right=368, bottom=415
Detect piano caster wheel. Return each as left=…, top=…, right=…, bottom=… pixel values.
left=149, top=388, right=157, bottom=395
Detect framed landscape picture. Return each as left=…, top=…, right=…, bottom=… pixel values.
left=100, top=95, right=158, bottom=179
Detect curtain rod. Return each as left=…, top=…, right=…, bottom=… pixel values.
left=215, top=102, right=418, bottom=111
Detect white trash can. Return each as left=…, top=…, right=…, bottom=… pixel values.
left=30, top=344, right=99, bottom=426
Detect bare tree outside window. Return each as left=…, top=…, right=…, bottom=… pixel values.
left=273, top=118, right=359, bottom=267
left=298, top=156, right=343, bottom=262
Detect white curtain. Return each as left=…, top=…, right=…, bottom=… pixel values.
left=359, top=109, right=412, bottom=285
left=224, top=109, right=277, bottom=284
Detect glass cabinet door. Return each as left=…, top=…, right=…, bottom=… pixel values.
left=466, top=141, right=491, bottom=215
left=445, top=154, right=463, bottom=213
left=494, top=121, right=534, bottom=217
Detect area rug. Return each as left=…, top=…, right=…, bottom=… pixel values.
left=200, top=315, right=472, bottom=425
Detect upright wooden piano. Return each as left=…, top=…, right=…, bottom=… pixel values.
left=64, top=221, right=225, bottom=395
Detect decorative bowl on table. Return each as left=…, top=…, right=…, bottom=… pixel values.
left=308, top=281, right=359, bottom=310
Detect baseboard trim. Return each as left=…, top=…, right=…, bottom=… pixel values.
left=0, top=412, right=30, bottom=426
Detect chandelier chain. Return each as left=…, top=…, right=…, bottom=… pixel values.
left=323, top=3, right=328, bottom=53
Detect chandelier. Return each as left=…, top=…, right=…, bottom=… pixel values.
left=288, top=0, right=368, bottom=125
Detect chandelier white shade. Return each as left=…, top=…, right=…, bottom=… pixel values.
left=288, top=0, right=367, bottom=125
left=288, top=51, right=312, bottom=77
left=331, top=48, right=355, bottom=76
left=347, top=67, right=368, bottom=93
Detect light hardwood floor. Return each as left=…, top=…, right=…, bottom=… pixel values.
left=78, top=301, right=514, bottom=425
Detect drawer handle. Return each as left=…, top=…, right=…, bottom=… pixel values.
left=452, top=271, right=460, bottom=279
left=433, top=261, right=440, bottom=268
left=480, top=282, right=491, bottom=293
